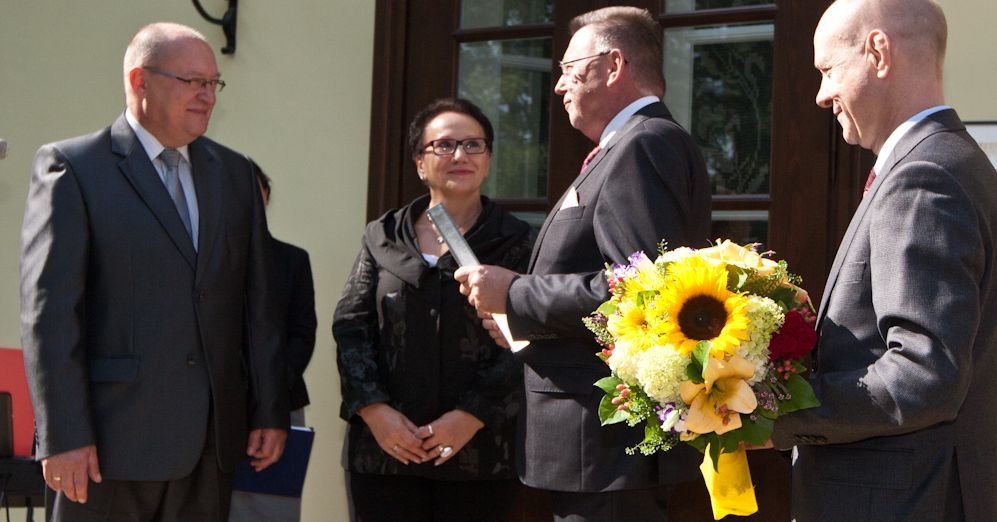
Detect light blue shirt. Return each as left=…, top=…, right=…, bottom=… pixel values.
left=599, top=95, right=660, bottom=148
left=125, top=109, right=200, bottom=250
left=874, top=105, right=951, bottom=174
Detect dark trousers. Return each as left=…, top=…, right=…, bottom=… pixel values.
left=46, top=430, right=233, bottom=522
left=346, top=472, right=518, bottom=522
left=549, top=485, right=672, bottom=522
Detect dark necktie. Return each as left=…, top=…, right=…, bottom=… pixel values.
left=580, top=145, right=602, bottom=175
left=159, top=149, right=194, bottom=244
left=863, top=167, right=877, bottom=197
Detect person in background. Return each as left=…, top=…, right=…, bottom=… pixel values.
left=333, top=98, right=533, bottom=521
left=770, top=1, right=997, bottom=520
left=455, top=7, right=710, bottom=521
left=20, top=22, right=287, bottom=521
left=229, top=161, right=317, bottom=521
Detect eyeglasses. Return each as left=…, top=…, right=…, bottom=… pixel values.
left=142, top=66, right=226, bottom=93
left=421, top=138, right=489, bottom=156
left=558, top=50, right=610, bottom=75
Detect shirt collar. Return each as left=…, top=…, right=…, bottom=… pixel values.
left=124, top=109, right=190, bottom=164
left=873, top=105, right=950, bottom=174
left=599, top=96, right=660, bottom=148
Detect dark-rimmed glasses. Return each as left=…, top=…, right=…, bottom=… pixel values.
left=558, top=50, right=610, bottom=75
left=143, top=66, right=226, bottom=93
left=421, top=138, right=489, bottom=156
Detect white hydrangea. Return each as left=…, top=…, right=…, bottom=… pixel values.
left=636, top=344, right=690, bottom=404
left=608, top=339, right=643, bottom=383
left=736, top=296, right=785, bottom=384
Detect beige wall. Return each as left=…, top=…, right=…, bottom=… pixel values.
left=941, top=0, right=997, bottom=121
left=1, top=1, right=993, bottom=520
left=0, top=1, right=373, bottom=520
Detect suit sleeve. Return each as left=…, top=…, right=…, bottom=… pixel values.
left=20, top=144, right=96, bottom=459
left=284, top=250, right=317, bottom=380
left=245, top=163, right=290, bottom=429
left=333, top=242, right=391, bottom=418
left=772, top=161, right=983, bottom=447
left=507, top=126, right=706, bottom=341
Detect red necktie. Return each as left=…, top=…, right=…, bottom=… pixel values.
left=863, top=168, right=877, bottom=197
left=580, top=146, right=602, bottom=175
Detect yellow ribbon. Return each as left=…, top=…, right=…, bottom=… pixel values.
left=700, top=444, right=758, bottom=520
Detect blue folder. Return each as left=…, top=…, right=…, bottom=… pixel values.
left=232, top=426, right=314, bottom=497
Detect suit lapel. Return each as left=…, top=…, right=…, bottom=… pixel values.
left=111, top=115, right=197, bottom=270
left=817, top=109, right=963, bottom=324
left=528, top=103, right=669, bottom=271
left=189, top=138, right=222, bottom=283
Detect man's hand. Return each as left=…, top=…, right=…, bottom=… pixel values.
left=477, top=309, right=511, bottom=349
left=454, top=265, right=517, bottom=314
left=42, top=444, right=101, bottom=503
left=246, top=428, right=288, bottom=471
left=744, top=439, right=774, bottom=450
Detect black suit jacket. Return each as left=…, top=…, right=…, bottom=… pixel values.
left=507, top=102, right=710, bottom=492
left=20, top=113, right=289, bottom=481
left=270, top=238, right=316, bottom=411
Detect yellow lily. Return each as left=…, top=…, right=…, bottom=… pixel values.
left=679, top=355, right=757, bottom=435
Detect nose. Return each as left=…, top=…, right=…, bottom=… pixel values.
left=554, top=73, right=567, bottom=95
left=452, top=145, right=468, bottom=161
left=815, top=78, right=832, bottom=109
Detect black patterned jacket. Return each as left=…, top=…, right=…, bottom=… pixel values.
left=333, top=195, right=533, bottom=480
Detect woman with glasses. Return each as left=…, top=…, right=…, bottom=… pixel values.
left=334, top=98, right=534, bottom=521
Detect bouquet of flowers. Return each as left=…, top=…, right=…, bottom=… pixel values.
left=584, top=240, right=820, bottom=519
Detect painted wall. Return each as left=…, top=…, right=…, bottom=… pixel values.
left=0, top=1, right=373, bottom=520
left=941, top=0, right=997, bottom=121
left=0, top=1, right=993, bottom=520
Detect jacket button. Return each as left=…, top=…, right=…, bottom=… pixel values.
left=186, top=355, right=197, bottom=366
left=429, top=309, right=438, bottom=318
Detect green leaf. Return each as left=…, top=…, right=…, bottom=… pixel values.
left=768, top=285, right=798, bottom=309
left=686, top=361, right=704, bottom=384
left=686, top=434, right=709, bottom=453
left=598, top=395, right=630, bottom=425
left=779, top=374, right=821, bottom=414
left=594, top=375, right=623, bottom=395
left=708, top=437, right=723, bottom=472
left=597, top=301, right=617, bottom=316
left=738, top=415, right=774, bottom=445
left=693, top=341, right=712, bottom=379
left=726, top=265, right=750, bottom=291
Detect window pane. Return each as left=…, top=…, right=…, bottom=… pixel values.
left=459, top=38, right=552, bottom=199
left=711, top=210, right=768, bottom=247
left=460, top=0, right=553, bottom=28
left=664, top=23, right=774, bottom=195
left=662, top=0, right=773, bottom=13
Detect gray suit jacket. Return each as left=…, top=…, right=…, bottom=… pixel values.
left=506, top=102, right=709, bottom=493
left=772, top=109, right=997, bottom=521
left=20, top=114, right=289, bottom=481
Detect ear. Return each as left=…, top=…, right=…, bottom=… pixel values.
left=866, top=30, right=891, bottom=79
left=605, top=49, right=626, bottom=87
left=415, top=155, right=425, bottom=179
left=127, top=67, right=147, bottom=95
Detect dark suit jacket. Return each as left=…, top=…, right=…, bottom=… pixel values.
left=269, top=238, right=316, bottom=411
left=20, top=113, right=289, bottom=481
left=772, top=109, right=997, bottom=521
left=506, top=102, right=710, bottom=492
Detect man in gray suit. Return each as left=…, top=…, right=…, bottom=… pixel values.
left=20, top=23, right=288, bottom=521
left=769, top=1, right=997, bottom=520
left=457, top=7, right=708, bottom=520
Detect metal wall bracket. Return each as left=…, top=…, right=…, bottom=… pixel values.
left=192, top=0, right=238, bottom=55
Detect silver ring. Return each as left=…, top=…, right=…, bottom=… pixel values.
left=53, top=475, right=62, bottom=482
left=392, top=444, right=400, bottom=452
left=428, top=424, right=434, bottom=436
left=439, top=445, right=453, bottom=458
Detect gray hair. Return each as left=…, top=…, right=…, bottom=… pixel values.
left=569, top=7, right=665, bottom=95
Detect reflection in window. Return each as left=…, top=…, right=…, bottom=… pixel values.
left=711, top=210, right=768, bottom=248
left=459, top=38, right=552, bottom=199
left=664, top=23, right=774, bottom=195
left=461, top=0, right=553, bottom=28
left=662, top=0, right=773, bottom=14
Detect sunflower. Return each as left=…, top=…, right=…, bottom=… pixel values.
left=660, top=256, right=751, bottom=356
left=607, top=299, right=667, bottom=351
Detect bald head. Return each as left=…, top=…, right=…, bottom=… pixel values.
left=123, top=23, right=209, bottom=89
left=821, top=0, right=947, bottom=73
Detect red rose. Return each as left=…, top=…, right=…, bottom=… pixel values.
left=769, top=310, right=817, bottom=361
